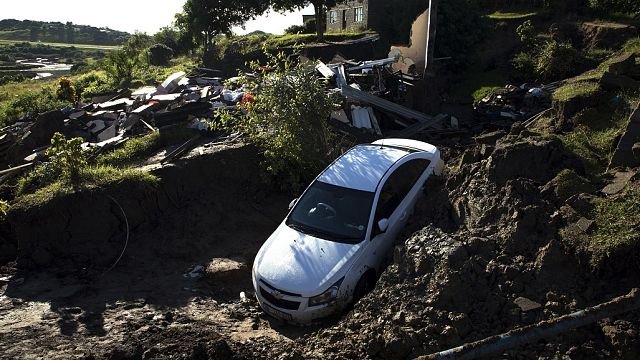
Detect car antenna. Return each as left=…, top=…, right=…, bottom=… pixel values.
left=380, top=137, right=384, bottom=149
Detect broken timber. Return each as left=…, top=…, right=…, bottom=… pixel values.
left=340, top=85, right=434, bottom=124
left=420, top=288, right=640, bottom=360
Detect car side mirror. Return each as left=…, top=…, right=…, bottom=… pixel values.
left=289, top=198, right=298, bottom=210
left=378, top=218, right=389, bottom=232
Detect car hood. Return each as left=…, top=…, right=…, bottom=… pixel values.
left=254, top=222, right=362, bottom=297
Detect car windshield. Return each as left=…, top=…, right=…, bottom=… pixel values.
left=286, top=181, right=374, bottom=244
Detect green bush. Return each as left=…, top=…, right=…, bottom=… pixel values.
left=511, top=51, right=537, bottom=81
left=0, top=87, right=67, bottom=126
left=149, top=43, right=174, bottom=66
left=219, top=50, right=339, bottom=190
left=536, top=40, right=581, bottom=80
left=74, top=70, right=113, bottom=100
left=516, top=20, right=536, bottom=48
left=46, top=132, right=87, bottom=184
left=588, top=0, right=640, bottom=15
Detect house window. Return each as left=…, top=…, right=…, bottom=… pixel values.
left=329, top=10, right=337, bottom=24
left=354, top=7, right=364, bottom=22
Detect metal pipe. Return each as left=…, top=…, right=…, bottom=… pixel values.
left=420, top=288, right=640, bottom=360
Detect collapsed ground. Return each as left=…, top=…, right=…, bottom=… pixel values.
left=2, top=18, right=640, bottom=360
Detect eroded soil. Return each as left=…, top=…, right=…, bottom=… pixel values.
left=1, top=131, right=640, bottom=359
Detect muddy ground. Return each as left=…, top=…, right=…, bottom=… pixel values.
left=1, top=127, right=640, bottom=359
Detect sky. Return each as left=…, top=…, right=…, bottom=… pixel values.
left=1, top=1, right=314, bottom=35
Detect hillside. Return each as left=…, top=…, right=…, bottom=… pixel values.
left=0, top=19, right=129, bottom=46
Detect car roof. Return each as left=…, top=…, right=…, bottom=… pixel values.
left=317, top=144, right=410, bottom=192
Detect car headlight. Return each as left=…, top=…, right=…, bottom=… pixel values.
left=308, top=277, right=344, bottom=307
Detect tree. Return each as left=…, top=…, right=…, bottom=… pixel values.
left=175, top=0, right=268, bottom=52
left=271, top=0, right=338, bottom=41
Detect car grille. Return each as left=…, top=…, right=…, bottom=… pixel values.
left=260, top=287, right=301, bottom=311
left=259, top=279, right=301, bottom=297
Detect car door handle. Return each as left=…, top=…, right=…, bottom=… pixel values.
left=400, top=211, right=407, bottom=220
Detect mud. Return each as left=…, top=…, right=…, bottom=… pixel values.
left=1, top=130, right=640, bottom=359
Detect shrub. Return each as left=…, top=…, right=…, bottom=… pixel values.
left=511, top=51, right=537, bottom=81
left=56, top=78, right=76, bottom=102
left=219, top=49, right=339, bottom=190
left=46, top=132, right=87, bottom=184
left=516, top=20, right=536, bottom=48
left=535, top=40, right=581, bottom=80
left=1, top=87, right=67, bottom=126
left=74, top=70, right=113, bottom=100
left=149, top=43, right=174, bottom=66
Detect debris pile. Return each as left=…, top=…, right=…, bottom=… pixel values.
left=474, top=82, right=562, bottom=128
left=315, top=57, right=456, bottom=141
left=0, top=68, right=247, bottom=178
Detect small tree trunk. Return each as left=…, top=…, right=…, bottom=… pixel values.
left=313, top=2, right=325, bottom=41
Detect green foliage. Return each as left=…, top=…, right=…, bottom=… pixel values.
left=511, top=51, right=537, bottom=81
left=0, top=19, right=129, bottom=46
left=0, top=86, right=67, bottom=127
left=0, top=199, right=9, bottom=220
left=97, top=129, right=195, bottom=167
left=176, top=0, right=269, bottom=51
left=46, top=132, right=87, bottom=184
left=552, top=169, right=595, bottom=202
left=487, top=11, right=539, bottom=20
left=590, top=182, right=640, bottom=262
left=14, top=166, right=158, bottom=210
left=535, top=40, right=582, bottom=80
left=74, top=70, right=113, bottom=100
left=15, top=162, right=61, bottom=196
left=219, top=50, right=339, bottom=190
left=588, top=0, right=640, bottom=16
left=149, top=43, right=174, bottom=66
left=104, top=33, right=150, bottom=88
left=516, top=20, right=536, bottom=48
left=559, top=93, right=637, bottom=174
left=56, top=78, right=76, bottom=102
left=552, top=81, right=600, bottom=102
left=435, top=0, right=488, bottom=66
left=285, top=18, right=317, bottom=35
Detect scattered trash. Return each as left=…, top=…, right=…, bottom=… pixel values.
left=184, top=264, right=206, bottom=279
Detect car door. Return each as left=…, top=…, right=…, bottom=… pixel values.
left=368, top=156, right=432, bottom=266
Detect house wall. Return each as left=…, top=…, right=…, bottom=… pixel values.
left=326, top=0, right=370, bottom=32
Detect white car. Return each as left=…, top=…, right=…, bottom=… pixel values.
left=252, top=139, right=444, bottom=324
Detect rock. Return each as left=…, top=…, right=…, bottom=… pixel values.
left=581, top=23, right=638, bottom=55
left=602, top=171, right=635, bottom=195
left=8, top=110, right=67, bottom=164
left=575, top=217, right=594, bottom=233
left=610, top=104, right=640, bottom=169
left=514, top=297, right=542, bottom=312
left=534, top=240, right=578, bottom=288
left=488, top=137, right=582, bottom=186
left=206, top=258, right=248, bottom=286
left=566, top=193, right=596, bottom=216
left=474, top=130, right=506, bottom=146
left=600, top=72, right=640, bottom=91
left=541, top=169, right=595, bottom=203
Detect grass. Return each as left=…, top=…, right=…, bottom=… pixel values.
left=486, top=10, right=538, bottom=20
left=449, top=68, right=510, bottom=103
left=559, top=93, right=638, bottom=174
left=97, top=128, right=196, bottom=167
left=217, top=31, right=374, bottom=56
left=0, top=39, right=119, bottom=51
left=552, top=81, right=601, bottom=102
left=589, top=182, right=640, bottom=260
left=13, top=165, right=158, bottom=211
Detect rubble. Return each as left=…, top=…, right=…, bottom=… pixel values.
left=474, top=83, right=559, bottom=127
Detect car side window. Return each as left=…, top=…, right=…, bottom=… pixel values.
left=372, top=158, right=431, bottom=237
